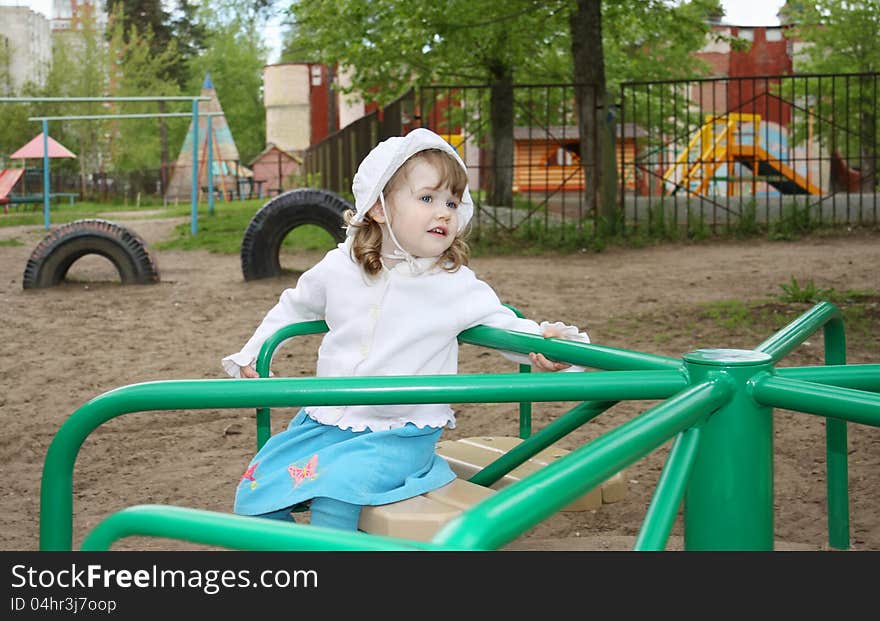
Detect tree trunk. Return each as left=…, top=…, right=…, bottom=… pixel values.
left=570, top=0, right=618, bottom=232
left=489, top=63, right=514, bottom=207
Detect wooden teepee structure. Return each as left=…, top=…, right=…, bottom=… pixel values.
left=164, top=73, right=251, bottom=200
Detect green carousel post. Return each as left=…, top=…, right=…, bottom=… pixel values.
left=683, top=349, right=775, bottom=550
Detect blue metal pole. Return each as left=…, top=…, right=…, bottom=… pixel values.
left=42, top=120, right=50, bottom=230
left=207, top=114, right=214, bottom=216
left=190, top=98, right=199, bottom=235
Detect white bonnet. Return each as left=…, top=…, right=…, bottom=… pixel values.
left=348, top=128, right=474, bottom=237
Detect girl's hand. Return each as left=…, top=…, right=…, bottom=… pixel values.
left=528, top=352, right=571, bottom=372
left=529, top=322, right=574, bottom=372
left=240, top=365, right=260, bottom=378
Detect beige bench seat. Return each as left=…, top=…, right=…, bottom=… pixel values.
left=358, top=436, right=626, bottom=542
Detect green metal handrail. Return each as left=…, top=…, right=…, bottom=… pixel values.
left=80, top=505, right=448, bottom=551
left=43, top=302, right=880, bottom=551
left=432, top=378, right=733, bottom=549
left=41, top=369, right=686, bottom=551
left=752, top=376, right=880, bottom=426
left=251, top=314, right=663, bottom=488
left=775, top=365, right=880, bottom=391
left=77, top=378, right=719, bottom=552
left=755, top=300, right=850, bottom=549
left=635, top=426, right=702, bottom=551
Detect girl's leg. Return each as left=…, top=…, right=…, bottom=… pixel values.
left=256, top=506, right=296, bottom=522
left=309, top=497, right=362, bottom=531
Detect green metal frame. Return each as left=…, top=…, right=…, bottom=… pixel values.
left=39, top=302, right=880, bottom=551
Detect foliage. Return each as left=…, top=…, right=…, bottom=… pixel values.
left=776, top=275, right=877, bottom=306
left=186, top=3, right=270, bottom=165
left=784, top=1, right=879, bottom=188
left=0, top=36, right=11, bottom=95
left=105, top=0, right=208, bottom=90
left=282, top=0, right=720, bottom=210
left=283, top=0, right=721, bottom=100
left=106, top=9, right=186, bottom=174
left=39, top=14, right=110, bottom=182
left=777, top=276, right=835, bottom=303
left=786, top=0, right=880, bottom=74
left=768, top=201, right=818, bottom=240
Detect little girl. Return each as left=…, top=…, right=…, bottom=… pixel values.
left=222, top=128, right=589, bottom=531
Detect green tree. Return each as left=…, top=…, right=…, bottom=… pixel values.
left=106, top=12, right=184, bottom=191
left=786, top=0, right=879, bottom=190
left=186, top=3, right=269, bottom=165
left=284, top=0, right=571, bottom=207
left=105, top=0, right=194, bottom=87
left=282, top=0, right=720, bottom=214
left=41, top=13, right=110, bottom=195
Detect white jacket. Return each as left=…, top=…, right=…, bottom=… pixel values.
left=223, top=241, right=588, bottom=432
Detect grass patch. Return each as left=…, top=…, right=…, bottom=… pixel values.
left=0, top=238, right=23, bottom=247
left=0, top=201, right=180, bottom=227
left=2, top=195, right=877, bottom=258
left=700, top=284, right=879, bottom=343
left=777, top=276, right=877, bottom=305
left=155, top=203, right=337, bottom=255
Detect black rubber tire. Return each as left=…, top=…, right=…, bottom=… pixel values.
left=240, top=189, right=352, bottom=281
left=22, top=219, right=160, bottom=289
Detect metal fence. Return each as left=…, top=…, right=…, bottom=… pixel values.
left=304, top=73, right=878, bottom=240
left=621, top=72, right=878, bottom=236
left=5, top=166, right=171, bottom=204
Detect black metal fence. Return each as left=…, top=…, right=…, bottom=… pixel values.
left=303, top=73, right=878, bottom=240
left=621, top=72, right=878, bottom=236
left=5, top=167, right=172, bottom=205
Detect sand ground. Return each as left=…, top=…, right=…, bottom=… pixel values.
left=1, top=215, right=878, bottom=551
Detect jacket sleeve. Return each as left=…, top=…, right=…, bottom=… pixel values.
left=221, top=257, right=330, bottom=378
left=460, top=270, right=590, bottom=369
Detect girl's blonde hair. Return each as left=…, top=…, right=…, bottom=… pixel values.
left=346, top=148, right=470, bottom=276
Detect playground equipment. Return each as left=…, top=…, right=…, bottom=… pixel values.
left=1, top=133, right=77, bottom=214
left=165, top=74, right=256, bottom=204
left=663, top=113, right=823, bottom=197
left=0, top=95, right=214, bottom=233
left=240, top=189, right=350, bottom=280
left=38, top=301, right=880, bottom=551
left=0, top=168, right=24, bottom=213
left=22, top=219, right=160, bottom=289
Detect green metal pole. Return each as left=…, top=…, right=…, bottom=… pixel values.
left=751, top=376, right=880, bottom=427
left=503, top=304, right=533, bottom=438
left=41, top=370, right=686, bottom=550
left=434, top=378, right=731, bottom=550
left=683, top=349, right=775, bottom=550
left=823, top=316, right=849, bottom=550
left=469, top=400, right=616, bottom=488
left=255, top=320, right=329, bottom=450
left=754, top=301, right=841, bottom=363
left=635, top=426, right=701, bottom=551
left=776, top=364, right=880, bottom=391
left=459, top=325, right=682, bottom=371
left=81, top=505, right=442, bottom=551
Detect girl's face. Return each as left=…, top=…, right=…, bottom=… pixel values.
left=372, top=159, right=460, bottom=258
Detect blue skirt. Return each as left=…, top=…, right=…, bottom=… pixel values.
left=234, top=409, right=456, bottom=516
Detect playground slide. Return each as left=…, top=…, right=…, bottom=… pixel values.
left=0, top=168, right=24, bottom=205
left=730, top=144, right=823, bottom=195
left=664, top=114, right=823, bottom=197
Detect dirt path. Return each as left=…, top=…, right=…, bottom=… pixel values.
left=1, top=218, right=877, bottom=551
